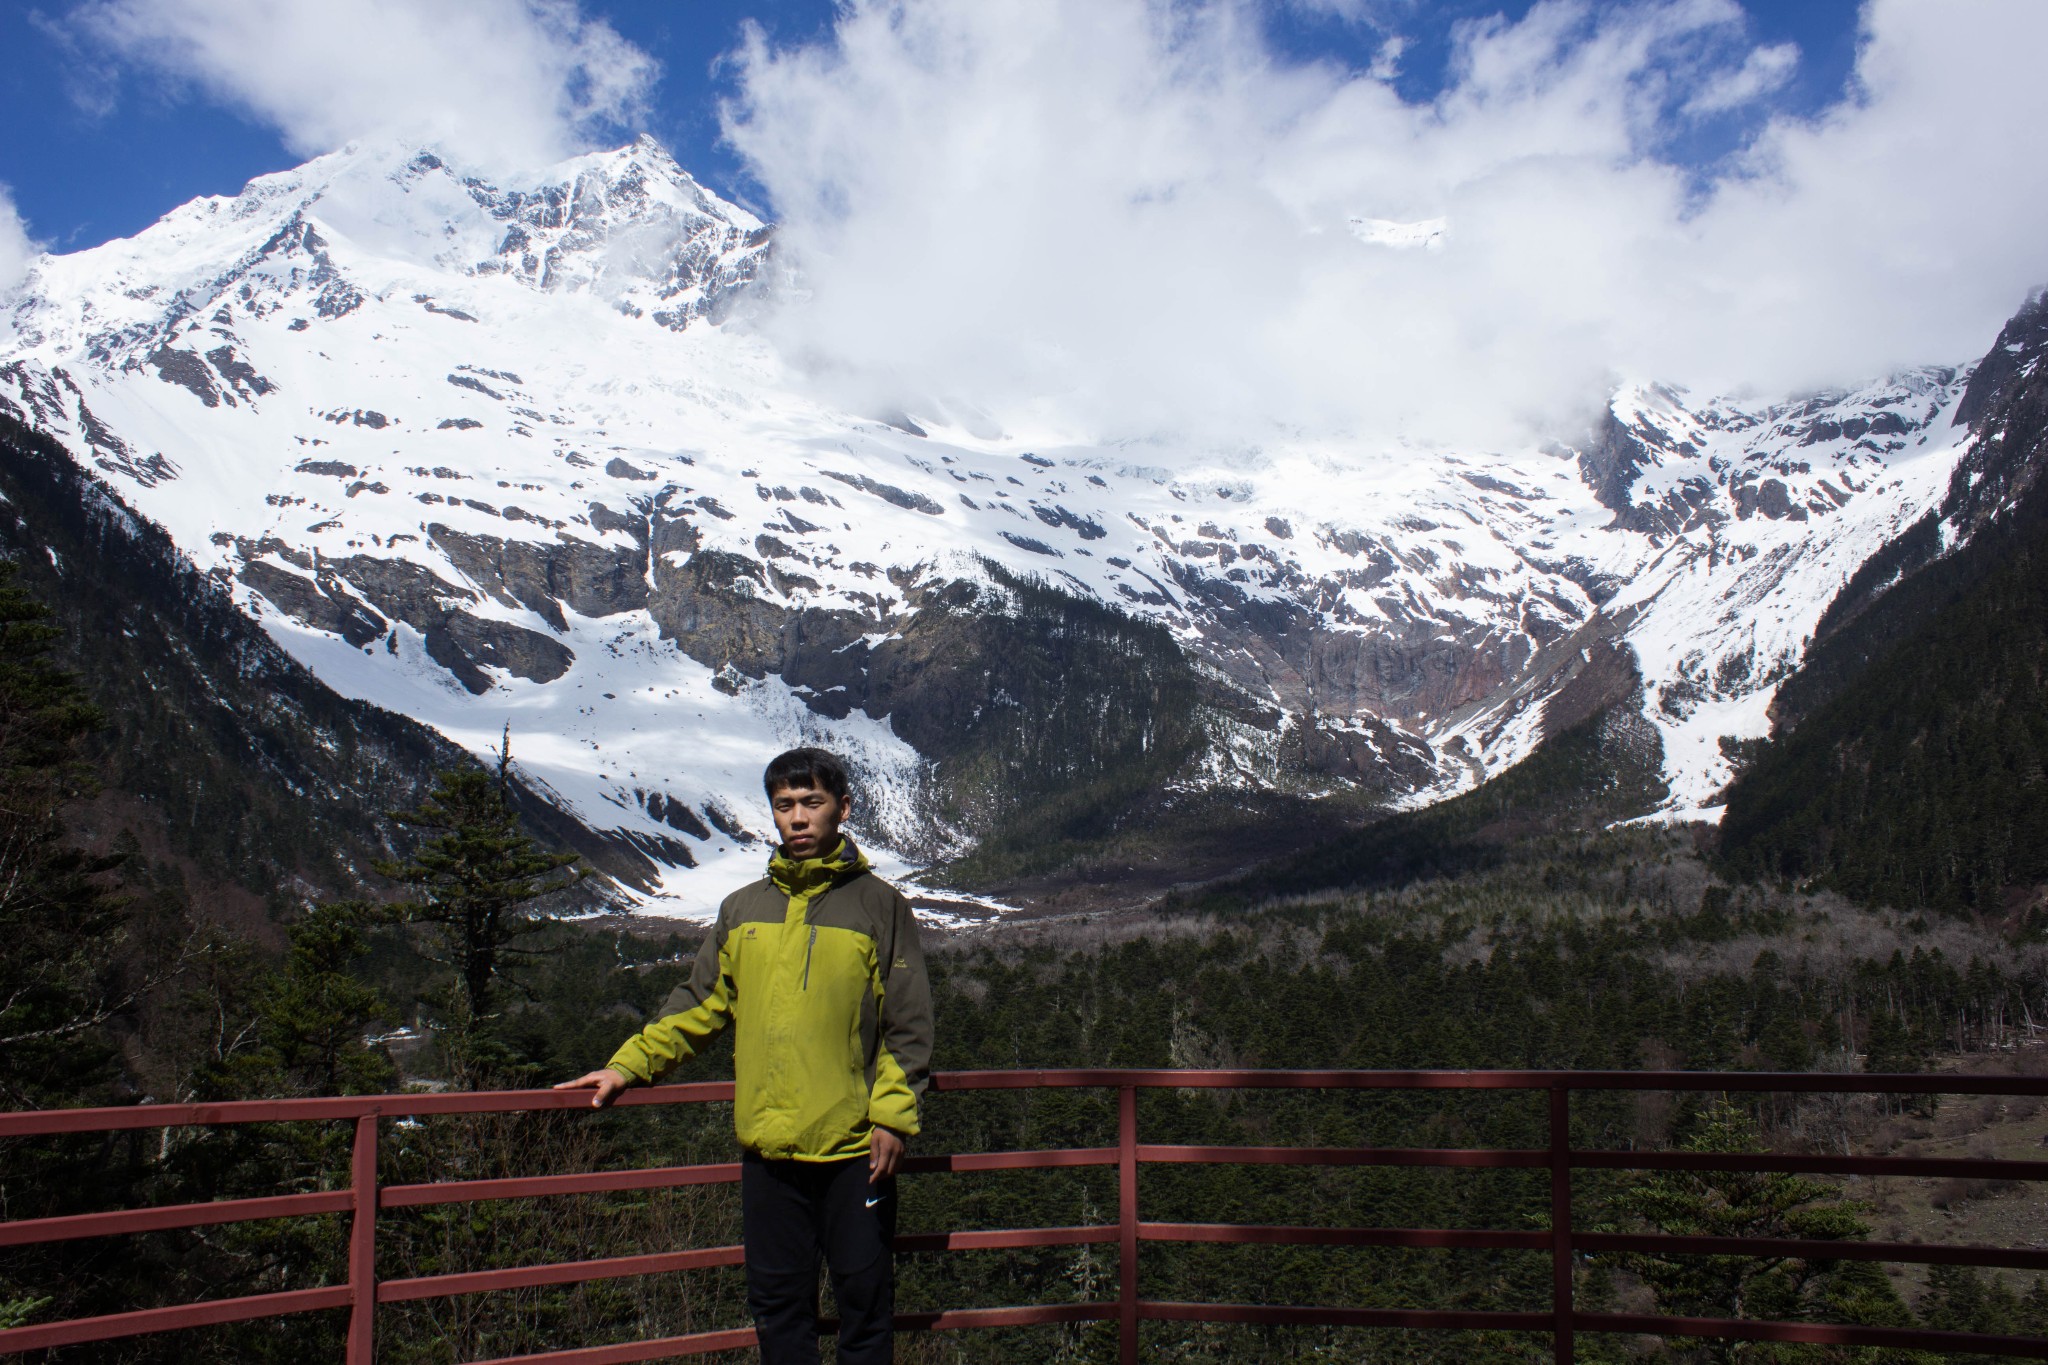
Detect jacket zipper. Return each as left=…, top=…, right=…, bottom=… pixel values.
left=802, top=887, right=821, bottom=989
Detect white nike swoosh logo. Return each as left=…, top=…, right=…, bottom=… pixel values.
left=865, top=1195, right=883, bottom=1208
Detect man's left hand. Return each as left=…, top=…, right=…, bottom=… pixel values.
left=870, top=1125, right=906, bottom=1181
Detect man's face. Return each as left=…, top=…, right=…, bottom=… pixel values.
left=769, top=781, right=852, bottom=859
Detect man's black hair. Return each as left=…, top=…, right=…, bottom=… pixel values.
left=763, top=747, right=851, bottom=800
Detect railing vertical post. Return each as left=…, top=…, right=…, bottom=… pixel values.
left=1549, top=1084, right=1573, bottom=1365
left=347, top=1113, right=378, bottom=1365
left=1119, top=1082, right=1138, bottom=1365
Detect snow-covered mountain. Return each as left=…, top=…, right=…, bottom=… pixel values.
left=0, top=138, right=2000, bottom=914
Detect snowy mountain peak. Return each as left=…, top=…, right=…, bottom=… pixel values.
left=1587, top=368, right=1965, bottom=542
left=0, top=137, right=2026, bottom=914
left=7, top=138, right=770, bottom=373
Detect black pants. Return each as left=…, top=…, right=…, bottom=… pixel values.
left=742, top=1151, right=896, bottom=1364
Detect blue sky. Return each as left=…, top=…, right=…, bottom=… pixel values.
left=2, top=0, right=1865, bottom=253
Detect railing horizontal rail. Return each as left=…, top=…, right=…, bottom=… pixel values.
left=1577, top=1232, right=2048, bottom=1272
left=1142, top=1301, right=1556, bottom=1332
left=1141, top=1222, right=1550, bottom=1251
left=372, top=1146, right=1120, bottom=1212
left=934, top=1068, right=2048, bottom=1094
left=896, top=1225, right=1114, bottom=1252
left=378, top=1246, right=745, bottom=1303
left=0, top=1081, right=737, bottom=1137
left=902, top=1146, right=1120, bottom=1173
left=6, top=1069, right=2038, bottom=1138
left=321, top=1149, right=2048, bottom=1220
left=1579, top=1310, right=2048, bottom=1358
left=381, top=1162, right=740, bottom=1208
left=0, top=1286, right=353, bottom=1353
left=1575, top=1148, right=2048, bottom=1180
left=1138, top=1143, right=1548, bottom=1168
left=0, top=1189, right=352, bottom=1246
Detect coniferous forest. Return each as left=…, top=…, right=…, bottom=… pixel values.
left=4, top=410, right=2048, bottom=1361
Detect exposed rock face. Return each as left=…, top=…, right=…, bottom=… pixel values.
left=650, top=546, right=843, bottom=680
left=239, top=556, right=389, bottom=647
left=147, top=346, right=223, bottom=408
left=233, top=540, right=574, bottom=693
left=1580, top=403, right=1722, bottom=540
left=430, top=612, right=574, bottom=692
left=1941, top=288, right=2048, bottom=538
left=431, top=523, right=651, bottom=627
left=1952, top=288, right=2048, bottom=432
left=445, top=137, right=773, bottom=331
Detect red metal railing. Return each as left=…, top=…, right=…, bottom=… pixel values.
left=5, top=1069, right=2048, bottom=1362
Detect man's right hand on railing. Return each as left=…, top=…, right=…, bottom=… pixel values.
left=554, top=1067, right=630, bottom=1108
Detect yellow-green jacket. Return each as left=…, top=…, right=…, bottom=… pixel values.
left=605, top=838, right=932, bottom=1162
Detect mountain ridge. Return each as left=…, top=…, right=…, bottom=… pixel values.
left=1717, top=289, right=2048, bottom=917
left=0, top=136, right=2024, bottom=914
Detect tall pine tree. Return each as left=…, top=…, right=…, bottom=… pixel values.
left=0, top=561, right=142, bottom=1105
left=378, top=729, right=583, bottom=1082
left=190, top=900, right=396, bottom=1100
left=1600, top=1099, right=1909, bottom=1361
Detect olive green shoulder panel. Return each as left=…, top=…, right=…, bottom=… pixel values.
left=808, top=872, right=902, bottom=938
left=723, top=878, right=786, bottom=924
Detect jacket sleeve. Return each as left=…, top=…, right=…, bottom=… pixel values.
left=868, top=890, right=933, bottom=1136
left=606, top=912, right=735, bottom=1085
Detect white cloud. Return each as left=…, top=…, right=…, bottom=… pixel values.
left=1366, top=35, right=1407, bottom=82
left=1285, top=0, right=1398, bottom=24
left=1684, top=39, right=1796, bottom=116
left=65, top=0, right=656, bottom=173
left=722, top=0, right=2048, bottom=449
left=0, top=184, right=43, bottom=298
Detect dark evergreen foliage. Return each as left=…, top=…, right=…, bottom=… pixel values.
left=0, top=560, right=132, bottom=1108
left=1598, top=1099, right=1903, bottom=1353
left=0, top=562, right=208, bottom=1346
left=0, top=411, right=481, bottom=898
left=1920, top=1262, right=2048, bottom=1360
left=199, top=901, right=396, bottom=1099
left=934, top=562, right=1214, bottom=883
left=1718, top=480, right=2048, bottom=916
left=377, top=735, right=585, bottom=1079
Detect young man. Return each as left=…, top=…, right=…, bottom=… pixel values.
left=556, top=748, right=932, bottom=1364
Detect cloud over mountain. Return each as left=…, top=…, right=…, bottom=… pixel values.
left=63, top=0, right=657, bottom=172
left=721, top=0, right=2048, bottom=447
left=0, top=185, right=38, bottom=298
